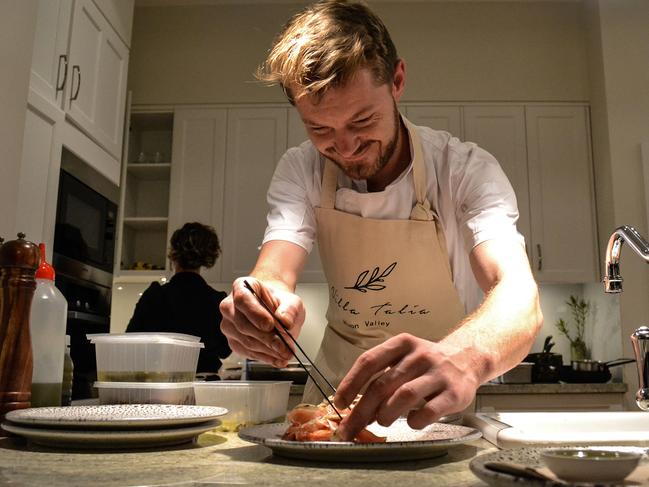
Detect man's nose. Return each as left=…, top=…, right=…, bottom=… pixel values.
left=333, top=132, right=361, bottom=157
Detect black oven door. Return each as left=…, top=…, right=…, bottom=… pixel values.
left=54, top=170, right=116, bottom=273
left=54, top=259, right=112, bottom=400
left=67, top=311, right=110, bottom=400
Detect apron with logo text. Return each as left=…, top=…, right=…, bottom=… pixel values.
left=302, top=119, right=466, bottom=403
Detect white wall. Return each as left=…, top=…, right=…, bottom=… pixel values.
left=0, top=1, right=37, bottom=239
left=128, top=1, right=590, bottom=105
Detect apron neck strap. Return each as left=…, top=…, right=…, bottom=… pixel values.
left=320, top=116, right=436, bottom=220
left=321, top=157, right=338, bottom=209
left=404, top=118, right=436, bottom=221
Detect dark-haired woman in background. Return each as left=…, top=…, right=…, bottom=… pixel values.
left=126, top=222, right=231, bottom=373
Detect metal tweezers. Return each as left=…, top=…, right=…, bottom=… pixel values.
left=243, top=280, right=343, bottom=420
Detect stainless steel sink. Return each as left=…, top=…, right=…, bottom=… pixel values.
left=464, top=412, right=649, bottom=448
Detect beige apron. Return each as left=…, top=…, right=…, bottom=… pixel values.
left=302, top=118, right=466, bottom=403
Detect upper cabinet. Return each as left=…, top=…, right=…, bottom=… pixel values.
left=117, top=103, right=598, bottom=285
left=525, top=106, right=598, bottom=283
left=29, top=0, right=129, bottom=161
left=403, top=103, right=598, bottom=283
left=404, top=105, right=462, bottom=135
left=65, top=0, right=129, bottom=160
left=168, top=108, right=227, bottom=284
left=221, top=108, right=288, bottom=283
left=29, top=0, right=73, bottom=110
left=463, top=106, right=531, bottom=251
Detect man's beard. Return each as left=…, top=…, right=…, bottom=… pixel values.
left=323, top=103, right=401, bottom=181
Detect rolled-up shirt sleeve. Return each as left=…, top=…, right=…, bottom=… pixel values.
left=263, top=145, right=319, bottom=253
left=450, top=143, right=524, bottom=254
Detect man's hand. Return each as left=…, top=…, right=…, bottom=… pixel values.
left=333, top=239, right=542, bottom=441
left=333, top=333, right=481, bottom=441
left=219, top=277, right=306, bottom=368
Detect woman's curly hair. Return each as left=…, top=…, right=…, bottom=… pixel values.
left=168, top=222, right=221, bottom=270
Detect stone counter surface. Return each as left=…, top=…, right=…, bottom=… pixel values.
left=477, top=382, right=627, bottom=394
left=0, top=430, right=495, bottom=487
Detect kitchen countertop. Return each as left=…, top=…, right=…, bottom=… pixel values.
left=0, top=429, right=494, bottom=486
left=477, top=382, right=627, bottom=394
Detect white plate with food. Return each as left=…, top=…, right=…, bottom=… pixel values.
left=1, top=418, right=222, bottom=449
left=238, top=419, right=481, bottom=462
left=4, top=404, right=228, bottom=429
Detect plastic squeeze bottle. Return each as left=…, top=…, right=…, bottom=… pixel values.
left=30, top=243, right=68, bottom=407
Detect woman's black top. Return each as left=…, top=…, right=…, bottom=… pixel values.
left=126, top=272, right=231, bottom=372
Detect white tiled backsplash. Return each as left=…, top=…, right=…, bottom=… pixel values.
left=111, top=281, right=622, bottom=367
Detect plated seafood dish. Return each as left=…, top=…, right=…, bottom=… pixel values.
left=282, top=396, right=386, bottom=443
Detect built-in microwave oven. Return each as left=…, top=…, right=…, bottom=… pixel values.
left=54, top=170, right=117, bottom=274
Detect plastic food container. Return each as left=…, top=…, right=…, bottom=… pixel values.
left=193, top=381, right=291, bottom=431
left=88, top=333, right=204, bottom=382
left=94, top=381, right=195, bottom=405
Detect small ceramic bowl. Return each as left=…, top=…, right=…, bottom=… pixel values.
left=541, top=448, right=642, bottom=483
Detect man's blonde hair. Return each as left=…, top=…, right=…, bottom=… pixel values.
left=256, top=0, right=398, bottom=103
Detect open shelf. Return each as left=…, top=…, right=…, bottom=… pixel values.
left=123, top=217, right=168, bottom=231
left=126, top=163, right=171, bottom=180
left=116, top=111, right=174, bottom=276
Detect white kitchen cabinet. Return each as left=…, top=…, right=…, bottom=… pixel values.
left=404, top=105, right=462, bottom=135
left=91, top=0, right=135, bottom=48
left=115, top=111, right=173, bottom=278
left=125, top=102, right=598, bottom=286
left=29, top=0, right=130, bottom=164
left=29, top=0, right=73, bottom=110
left=168, top=108, right=228, bottom=284
left=526, top=106, right=599, bottom=282
left=16, top=89, right=66, bottom=257
left=65, top=0, right=129, bottom=160
left=221, top=108, right=288, bottom=283
left=463, top=106, right=531, bottom=256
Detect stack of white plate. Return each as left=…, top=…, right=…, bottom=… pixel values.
left=1, top=404, right=227, bottom=449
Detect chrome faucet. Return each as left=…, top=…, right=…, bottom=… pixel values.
left=604, top=225, right=649, bottom=292
left=603, top=225, right=649, bottom=410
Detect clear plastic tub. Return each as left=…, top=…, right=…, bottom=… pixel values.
left=193, top=381, right=291, bottom=431
left=94, top=381, right=196, bottom=405
left=88, top=333, right=204, bottom=382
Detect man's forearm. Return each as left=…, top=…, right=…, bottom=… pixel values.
left=441, top=274, right=543, bottom=384
left=250, top=240, right=308, bottom=293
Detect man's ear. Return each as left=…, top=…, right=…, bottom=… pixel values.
left=391, top=59, right=406, bottom=102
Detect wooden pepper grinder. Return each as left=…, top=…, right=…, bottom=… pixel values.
left=0, top=233, right=39, bottom=424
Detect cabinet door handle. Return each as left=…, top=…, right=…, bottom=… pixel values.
left=55, top=54, right=68, bottom=92
left=70, top=65, right=81, bottom=102
left=536, top=244, right=543, bottom=271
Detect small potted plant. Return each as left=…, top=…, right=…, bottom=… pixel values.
left=555, top=295, right=591, bottom=361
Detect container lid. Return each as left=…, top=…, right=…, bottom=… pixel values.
left=193, top=380, right=292, bottom=388
left=114, top=332, right=201, bottom=342
left=35, top=243, right=55, bottom=280
left=94, top=381, right=195, bottom=389
left=87, top=333, right=204, bottom=348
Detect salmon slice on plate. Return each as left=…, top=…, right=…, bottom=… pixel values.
left=282, top=395, right=387, bottom=443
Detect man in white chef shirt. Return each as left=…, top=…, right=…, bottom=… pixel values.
left=219, top=0, right=543, bottom=441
